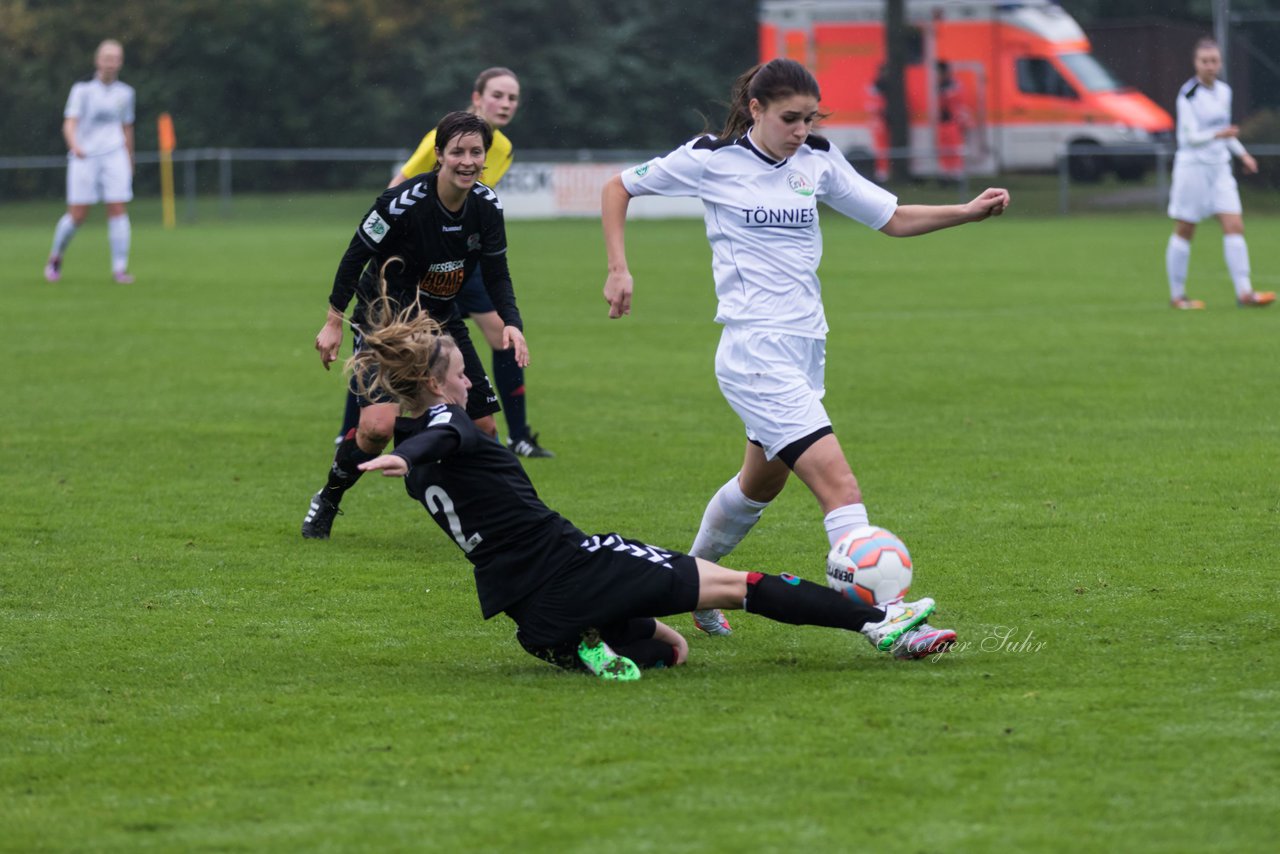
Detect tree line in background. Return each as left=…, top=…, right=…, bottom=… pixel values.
left=0, top=0, right=757, bottom=158
left=2, top=0, right=1276, bottom=195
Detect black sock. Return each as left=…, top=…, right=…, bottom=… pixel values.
left=323, top=436, right=377, bottom=500
left=601, top=618, right=673, bottom=669
left=743, top=572, right=885, bottom=631
left=613, top=638, right=678, bottom=669
left=491, top=348, right=528, bottom=441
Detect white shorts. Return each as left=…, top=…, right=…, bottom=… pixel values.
left=714, top=325, right=830, bottom=461
left=1167, top=160, right=1240, bottom=223
left=67, top=148, right=133, bottom=205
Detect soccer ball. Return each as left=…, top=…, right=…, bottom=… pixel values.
left=826, top=525, right=913, bottom=605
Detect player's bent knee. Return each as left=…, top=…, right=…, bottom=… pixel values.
left=355, top=425, right=393, bottom=451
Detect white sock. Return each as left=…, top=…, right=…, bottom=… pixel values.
left=823, top=503, right=870, bottom=549
left=1223, top=234, right=1251, bottom=299
left=688, top=474, right=769, bottom=561
left=51, top=213, right=78, bottom=258
left=108, top=214, right=131, bottom=274
left=1166, top=234, right=1190, bottom=301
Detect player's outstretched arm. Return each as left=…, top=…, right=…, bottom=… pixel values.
left=962, top=187, right=1010, bottom=221
left=602, top=175, right=635, bottom=318
left=359, top=455, right=408, bottom=477
left=880, top=187, right=1009, bottom=237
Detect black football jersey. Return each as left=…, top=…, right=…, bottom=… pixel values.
left=392, top=404, right=585, bottom=618
left=327, top=172, right=521, bottom=330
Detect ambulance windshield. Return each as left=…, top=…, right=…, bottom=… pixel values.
left=1060, top=53, right=1122, bottom=93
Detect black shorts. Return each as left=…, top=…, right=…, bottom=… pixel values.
left=454, top=266, right=495, bottom=318
left=505, top=533, right=701, bottom=649
left=348, top=316, right=500, bottom=419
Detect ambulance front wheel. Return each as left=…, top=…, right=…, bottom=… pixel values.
left=1066, top=140, right=1106, bottom=184
left=1112, top=155, right=1149, bottom=183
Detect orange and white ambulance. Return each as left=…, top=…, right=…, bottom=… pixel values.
left=759, top=0, right=1174, bottom=181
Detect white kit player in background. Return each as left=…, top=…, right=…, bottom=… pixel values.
left=44, top=39, right=137, bottom=285
left=1165, top=37, right=1273, bottom=310
left=602, top=59, right=1008, bottom=642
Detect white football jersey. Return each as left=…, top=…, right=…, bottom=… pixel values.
left=1174, top=77, right=1244, bottom=165
left=621, top=131, right=897, bottom=338
left=64, top=76, right=135, bottom=157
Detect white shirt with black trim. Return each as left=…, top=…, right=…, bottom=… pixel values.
left=1175, top=77, right=1245, bottom=166
left=621, top=130, right=897, bottom=338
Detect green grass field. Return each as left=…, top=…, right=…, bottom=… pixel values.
left=2, top=194, right=1278, bottom=852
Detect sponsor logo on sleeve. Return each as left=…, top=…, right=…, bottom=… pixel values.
left=362, top=211, right=389, bottom=243
left=631, top=162, right=651, bottom=178
left=428, top=410, right=454, bottom=427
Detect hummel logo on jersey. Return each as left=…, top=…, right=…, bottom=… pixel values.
left=387, top=181, right=428, bottom=215
left=441, top=224, right=462, bottom=232
left=362, top=211, right=389, bottom=243
left=787, top=171, right=815, bottom=196
left=579, top=534, right=673, bottom=567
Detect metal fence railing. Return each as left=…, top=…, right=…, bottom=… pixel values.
left=1056, top=141, right=1280, bottom=214
left=5, top=143, right=1278, bottom=217
left=0, top=147, right=667, bottom=219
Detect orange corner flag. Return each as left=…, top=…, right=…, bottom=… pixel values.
left=157, top=113, right=176, bottom=153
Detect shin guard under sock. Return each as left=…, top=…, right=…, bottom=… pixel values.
left=324, top=433, right=377, bottom=498
left=491, top=348, right=528, bottom=441
left=743, top=572, right=884, bottom=631
left=689, top=475, right=769, bottom=561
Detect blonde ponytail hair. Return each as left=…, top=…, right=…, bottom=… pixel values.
left=347, top=258, right=457, bottom=416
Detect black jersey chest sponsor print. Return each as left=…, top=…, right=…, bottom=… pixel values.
left=418, top=259, right=466, bottom=298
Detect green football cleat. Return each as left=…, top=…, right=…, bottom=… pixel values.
left=577, top=630, right=641, bottom=682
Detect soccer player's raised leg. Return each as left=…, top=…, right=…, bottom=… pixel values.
left=697, top=559, right=956, bottom=660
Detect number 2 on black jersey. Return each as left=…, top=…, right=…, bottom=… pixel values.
left=424, top=485, right=483, bottom=553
